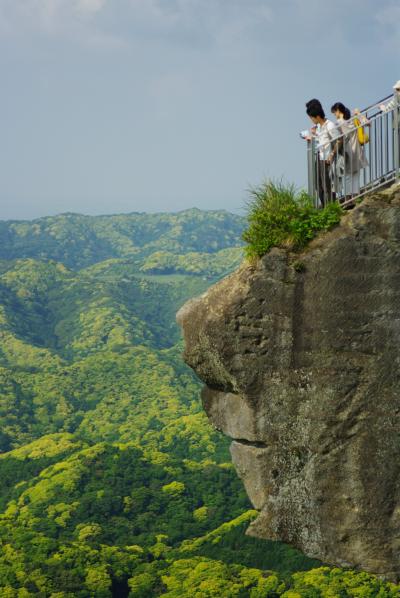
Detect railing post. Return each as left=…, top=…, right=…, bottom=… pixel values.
left=394, top=91, right=400, bottom=179
left=307, top=137, right=316, bottom=204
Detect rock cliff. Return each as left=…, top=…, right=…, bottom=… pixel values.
left=176, top=183, right=400, bottom=580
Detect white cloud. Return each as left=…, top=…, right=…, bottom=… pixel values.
left=76, top=0, right=107, bottom=15
left=0, top=0, right=109, bottom=40
left=126, top=0, right=273, bottom=46
left=0, top=0, right=397, bottom=57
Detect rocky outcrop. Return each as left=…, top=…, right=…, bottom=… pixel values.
left=176, top=184, right=400, bottom=580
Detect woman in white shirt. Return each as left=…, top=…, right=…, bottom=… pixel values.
left=330, top=102, right=368, bottom=204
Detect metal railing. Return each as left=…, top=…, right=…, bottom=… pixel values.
left=306, top=92, right=400, bottom=208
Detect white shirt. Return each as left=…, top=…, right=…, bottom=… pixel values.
left=316, top=119, right=339, bottom=160
left=382, top=98, right=395, bottom=113
left=381, top=92, right=400, bottom=113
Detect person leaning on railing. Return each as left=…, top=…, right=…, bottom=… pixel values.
left=306, top=99, right=339, bottom=207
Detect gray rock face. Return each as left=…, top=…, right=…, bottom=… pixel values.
left=176, top=185, right=400, bottom=580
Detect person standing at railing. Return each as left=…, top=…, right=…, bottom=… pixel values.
left=306, top=100, right=339, bottom=207
left=330, top=102, right=368, bottom=205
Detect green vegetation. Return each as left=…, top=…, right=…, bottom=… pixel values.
left=0, top=208, right=396, bottom=596
left=0, top=436, right=318, bottom=596
left=0, top=438, right=248, bottom=547
left=0, top=209, right=245, bottom=269
left=160, top=562, right=399, bottom=597
left=139, top=247, right=243, bottom=277
left=242, top=181, right=343, bottom=259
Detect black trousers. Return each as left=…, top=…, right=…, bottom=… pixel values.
left=317, top=157, right=335, bottom=207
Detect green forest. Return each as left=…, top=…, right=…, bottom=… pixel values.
left=0, top=209, right=398, bottom=597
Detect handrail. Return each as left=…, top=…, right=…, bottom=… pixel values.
left=356, top=94, right=393, bottom=116
left=307, top=94, right=395, bottom=140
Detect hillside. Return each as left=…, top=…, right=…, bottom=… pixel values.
left=0, top=207, right=398, bottom=596
left=0, top=209, right=245, bottom=269
left=0, top=209, right=245, bottom=456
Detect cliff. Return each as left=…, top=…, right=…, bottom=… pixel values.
left=176, top=183, right=400, bottom=580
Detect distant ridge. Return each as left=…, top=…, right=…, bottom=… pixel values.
left=0, top=208, right=245, bottom=269
left=1, top=206, right=241, bottom=223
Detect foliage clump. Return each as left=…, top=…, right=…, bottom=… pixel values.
left=242, top=181, right=343, bottom=259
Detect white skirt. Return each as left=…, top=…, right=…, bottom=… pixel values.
left=343, top=172, right=360, bottom=196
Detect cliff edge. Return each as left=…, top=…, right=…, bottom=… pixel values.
left=176, top=183, right=400, bottom=580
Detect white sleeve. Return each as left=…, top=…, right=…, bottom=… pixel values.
left=382, top=99, right=395, bottom=113
left=327, top=121, right=340, bottom=140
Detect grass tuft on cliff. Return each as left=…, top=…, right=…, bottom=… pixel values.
left=242, top=180, right=343, bottom=259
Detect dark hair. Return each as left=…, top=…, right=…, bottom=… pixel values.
left=331, top=102, right=351, bottom=120
left=306, top=98, right=322, bottom=109
left=306, top=103, right=325, bottom=119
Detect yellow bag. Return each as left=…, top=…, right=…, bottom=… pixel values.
left=354, top=117, right=369, bottom=145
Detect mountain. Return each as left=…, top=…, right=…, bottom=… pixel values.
left=0, top=209, right=245, bottom=269
left=0, top=210, right=244, bottom=458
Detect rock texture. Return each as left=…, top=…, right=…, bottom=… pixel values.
left=176, top=184, right=400, bottom=580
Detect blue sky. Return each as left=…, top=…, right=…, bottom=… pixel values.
left=0, top=0, right=399, bottom=220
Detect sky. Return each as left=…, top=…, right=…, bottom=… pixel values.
left=0, top=0, right=399, bottom=220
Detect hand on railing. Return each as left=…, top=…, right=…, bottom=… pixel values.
left=378, top=99, right=395, bottom=113
left=300, top=125, right=317, bottom=142
left=353, top=108, right=370, bottom=126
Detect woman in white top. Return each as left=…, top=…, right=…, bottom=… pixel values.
left=330, top=102, right=368, bottom=204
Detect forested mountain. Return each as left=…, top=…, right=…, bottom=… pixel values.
left=0, top=210, right=398, bottom=596
left=0, top=209, right=244, bottom=269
